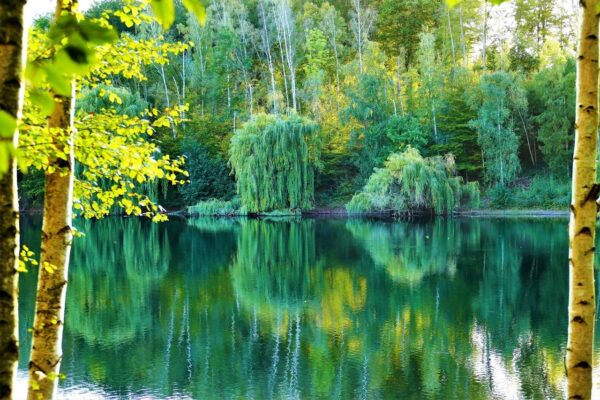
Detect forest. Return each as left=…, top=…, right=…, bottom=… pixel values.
left=18, top=0, right=580, bottom=214
left=0, top=0, right=598, bottom=399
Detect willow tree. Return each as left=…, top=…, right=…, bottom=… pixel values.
left=0, top=1, right=27, bottom=397
left=229, top=114, right=321, bottom=213
left=346, top=147, right=479, bottom=215
left=566, top=0, right=598, bottom=397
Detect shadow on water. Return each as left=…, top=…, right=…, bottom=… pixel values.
left=16, top=216, right=597, bottom=398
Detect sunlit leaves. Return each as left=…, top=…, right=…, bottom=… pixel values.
left=25, top=13, right=118, bottom=113
left=28, top=89, right=55, bottom=116
left=0, top=111, right=17, bottom=138
left=445, top=0, right=507, bottom=7
left=182, top=0, right=207, bottom=25
left=0, top=111, right=17, bottom=174
left=51, top=14, right=116, bottom=75
left=445, top=0, right=462, bottom=7
left=150, top=0, right=175, bottom=29
left=18, top=245, right=38, bottom=273
left=20, top=3, right=190, bottom=222
left=150, top=0, right=206, bottom=29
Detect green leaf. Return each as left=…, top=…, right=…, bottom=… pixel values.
left=182, top=0, right=206, bottom=25
left=30, top=89, right=55, bottom=116
left=79, top=19, right=118, bottom=45
left=25, top=62, right=46, bottom=85
left=0, top=110, right=17, bottom=138
left=150, top=0, right=176, bottom=29
left=45, top=65, right=72, bottom=96
left=0, top=142, right=13, bottom=176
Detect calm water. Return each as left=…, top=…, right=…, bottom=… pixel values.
left=16, top=216, right=600, bottom=399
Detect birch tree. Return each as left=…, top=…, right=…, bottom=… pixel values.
left=0, top=1, right=27, bottom=397
left=274, top=0, right=298, bottom=112
left=319, top=3, right=344, bottom=108
left=259, top=0, right=278, bottom=114
left=566, top=0, right=599, bottom=397
left=27, top=0, right=77, bottom=397
left=417, top=32, right=443, bottom=143
left=349, top=0, right=376, bottom=74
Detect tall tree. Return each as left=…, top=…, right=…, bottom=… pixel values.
left=375, top=0, right=438, bottom=64
left=0, top=1, right=27, bottom=398
left=28, top=0, right=76, bottom=398
left=416, top=31, right=444, bottom=143
left=468, top=71, right=525, bottom=187
left=349, top=0, right=376, bottom=74
left=258, top=0, right=279, bottom=114
left=566, top=0, right=598, bottom=397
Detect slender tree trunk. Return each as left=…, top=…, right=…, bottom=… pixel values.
left=274, top=14, right=289, bottom=113
left=431, top=101, right=438, bottom=143
left=27, top=1, right=76, bottom=398
left=396, top=53, right=404, bottom=115
left=566, top=1, right=599, bottom=398
left=517, top=108, right=535, bottom=166
left=279, top=4, right=296, bottom=112
left=181, top=50, right=186, bottom=124
left=482, top=1, right=487, bottom=74
left=446, top=6, right=456, bottom=68
left=459, top=5, right=467, bottom=66
left=0, top=1, right=27, bottom=398
left=159, top=63, right=170, bottom=107
left=259, top=2, right=277, bottom=114
left=355, top=0, right=364, bottom=74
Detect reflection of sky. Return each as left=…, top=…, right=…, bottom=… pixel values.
left=471, top=325, right=600, bottom=400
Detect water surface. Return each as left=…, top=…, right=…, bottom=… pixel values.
left=17, top=216, right=600, bottom=398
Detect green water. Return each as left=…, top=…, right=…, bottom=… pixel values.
left=17, top=216, right=591, bottom=399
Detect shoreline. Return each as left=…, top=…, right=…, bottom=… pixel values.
left=20, top=207, right=571, bottom=219
left=185, top=207, right=570, bottom=219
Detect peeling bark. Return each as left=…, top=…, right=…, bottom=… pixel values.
left=0, top=1, right=27, bottom=398
left=27, top=1, right=76, bottom=399
left=566, top=0, right=599, bottom=398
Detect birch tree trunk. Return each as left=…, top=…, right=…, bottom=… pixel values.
left=481, top=1, right=487, bottom=74
left=446, top=6, right=456, bottom=68
left=0, top=1, right=27, bottom=398
left=279, top=2, right=297, bottom=112
left=27, top=1, right=76, bottom=398
left=566, top=0, right=599, bottom=398
left=259, top=1, right=278, bottom=114
left=321, top=7, right=340, bottom=112
left=459, top=5, right=467, bottom=66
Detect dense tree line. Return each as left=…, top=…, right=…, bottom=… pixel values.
left=21, top=0, right=577, bottom=211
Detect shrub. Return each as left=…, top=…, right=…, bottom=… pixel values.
left=178, top=140, right=235, bottom=206
left=488, top=176, right=570, bottom=209
left=188, top=198, right=242, bottom=216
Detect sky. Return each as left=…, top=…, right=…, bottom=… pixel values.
left=26, top=0, right=95, bottom=22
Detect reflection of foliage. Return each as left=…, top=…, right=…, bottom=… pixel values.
left=67, top=218, right=171, bottom=346
left=17, top=217, right=574, bottom=398
left=346, top=218, right=477, bottom=285
left=231, top=219, right=320, bottom=315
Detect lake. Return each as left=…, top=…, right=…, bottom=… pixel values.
left=16, top=216, right=600, bottom=398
